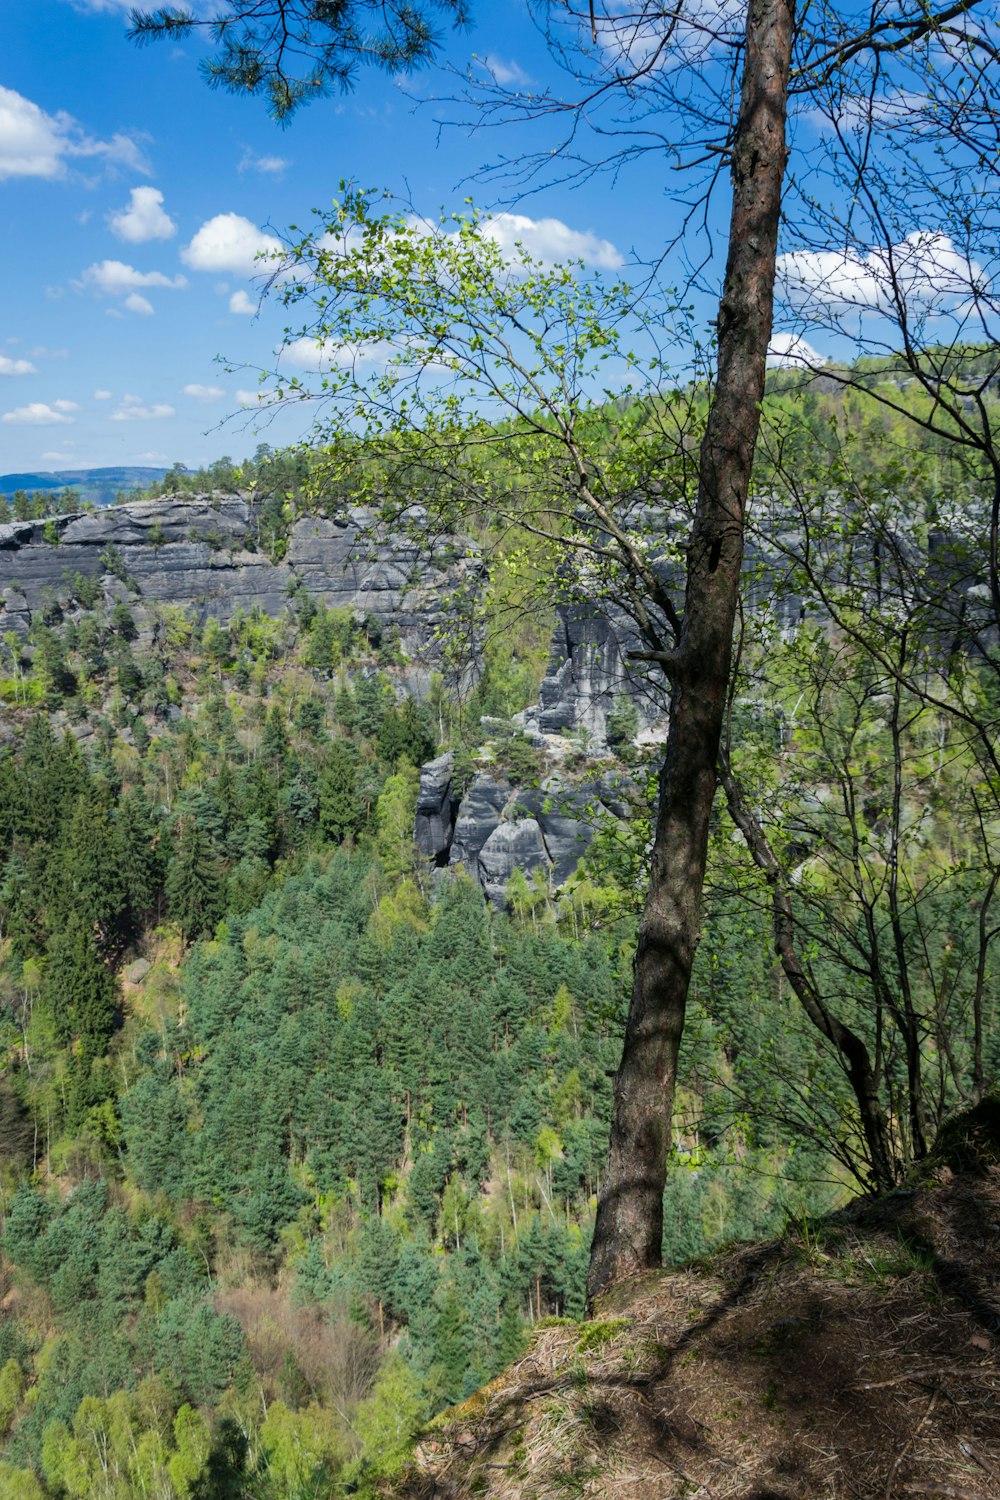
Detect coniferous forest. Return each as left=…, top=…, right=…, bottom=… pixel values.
left=5, top=0, right=1000, bottom=1492
left=0, top=527, right=843, bottom=1495
left=2, top=355, right=1000, bottom=1495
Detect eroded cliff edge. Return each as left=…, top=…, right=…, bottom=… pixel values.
left=0, top=495, right=478, bottom=676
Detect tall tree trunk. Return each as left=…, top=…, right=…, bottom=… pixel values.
left=587, top=0, right=795, bottom=1302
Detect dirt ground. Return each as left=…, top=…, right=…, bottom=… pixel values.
left=389, top=1165, right=1000, bottom=1500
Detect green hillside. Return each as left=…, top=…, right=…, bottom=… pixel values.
left=0, top=350, right=998, bottom=1496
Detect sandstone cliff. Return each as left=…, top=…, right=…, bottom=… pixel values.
left=0, top=495, right=476, bottom=685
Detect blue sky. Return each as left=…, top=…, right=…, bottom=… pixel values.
left=2, top=0, right=688, bottom=473
left=1, top=1, right=991, bottom=474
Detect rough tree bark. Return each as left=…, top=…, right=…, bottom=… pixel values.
left=587, top=0, right=796, bottom=1302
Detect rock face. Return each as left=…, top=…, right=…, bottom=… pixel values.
left=449, top=773, right=511, bottom=877
left=519, top=605, right=664, bottom=753
left=0, top=495, right=477, bottom=668
left=478, top=819, right=551, bottom=906
left=532, top=607, right=637, bottom=745
left=418, top=760, right=637, bottom=908
left=413, top=752, right=459, bottom=867
left=509, top=779, right=614, bottom=886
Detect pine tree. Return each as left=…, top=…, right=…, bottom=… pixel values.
left=377, top=705, right=408, bottom=766
left=399, top=694, right=435, bottom=764
left=57, top=797, right=125, bottom=946
left=433, top=1284, right=471, bottom=1405
left=114, top=788, right=163, bottom=935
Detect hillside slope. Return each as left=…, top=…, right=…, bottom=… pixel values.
left=395, top=1158, right=1000, bottom=1500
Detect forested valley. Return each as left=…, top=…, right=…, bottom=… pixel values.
left=0, top=365, right=999, bottom=1497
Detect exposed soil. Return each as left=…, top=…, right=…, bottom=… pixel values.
left=389, top=1166, right=1000, bottom=1500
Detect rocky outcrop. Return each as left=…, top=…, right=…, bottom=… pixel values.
left=414, top=752, right=459, bottom=866
left=0, top=495, right=478, bottom=670
left=532, top=607, right=636, bottom=744
left=477, top=818, right=551, bottom=905
left=449, top=773, right=512, bottom=877
left=508, top=780, right=613, bottom=887
left=418, top=759, right=639, bottom=907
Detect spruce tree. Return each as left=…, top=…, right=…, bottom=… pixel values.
left=318, top=739, right=361, bottom=844
left=166, top=820, right=223, bottom=940
left=45, top=915, right=117, bottom=1049
left=114, top=788, right=163, bottom=935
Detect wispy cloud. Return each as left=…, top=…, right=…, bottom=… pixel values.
left=238, top=148, right=290, bottom=177
left=80, top=259, right=187, bottom=295
left=183, top=383, right=226, bottom=401
left=476, top=55, right=532, bottom=87
left=111, top=394, right=176, bottom=422
left=0, top=85, right=148, bottom=181
left=2, top=399, right=79, bottom=425
left=0, top=354, right=37, bottom=376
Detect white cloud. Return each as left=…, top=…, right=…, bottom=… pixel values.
left=182, top=213, right=282, bottom=275
left=481, top=213, right=624, bottom=269
left=0, top=354, right=37, bottom=375
left=804, top=88, right=934, bottom=137
left=594, top=0, right=745, bottom=71
left=0, top=85, right=148, bottom=181
left=41, top=449, right=76, bottom=462
left=2, top=400, right=79, bottom=425
left=81, top=259, right=187, bottom=295
left=93, top=388, right=113, bottom=400
left=110, top=186, right=176, bottom=244
left=280, top=336, right=397, bottom=372
left=237, top=387, right=282, bottom=408
left=124, top=292, right=154, bottom=316
left=229, top=289, right=257, bottom=316
left=778, top=232, right=984, bottom=317
left=111, top=395, right=176, bottom=422
left=183, top=383, right=226, bottom=401
left=281, top=337, right=349, bottom=372
left=135, top=450, right=169, bottom=462
left=238, top=148, right=290, bottom=177
left=477, top=55, right=531, bottom=86
left=766, top=332, right=828, bottom=369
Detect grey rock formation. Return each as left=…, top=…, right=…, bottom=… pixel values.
left=449, top=772, right=511, bottom=876
left=521, top=603, right=669, bottom=753
left=440, top=765, right=638, bottom=905
left=593, top=768, right=634, bottom=820
left=0, top=495, right=478, bottom=667
left=533, top=607, right=635, bottom=745
left=414, top=751, right=457, bottom=866
left=508, top=779, right=613, bottom=886
left=478, top=817, right=551, bottom=906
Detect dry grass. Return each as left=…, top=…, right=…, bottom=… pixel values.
left=389, top=1167, right=1000, bottom=1500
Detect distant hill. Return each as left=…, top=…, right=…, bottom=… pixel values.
left=0, top=466, right=169, bottom=507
